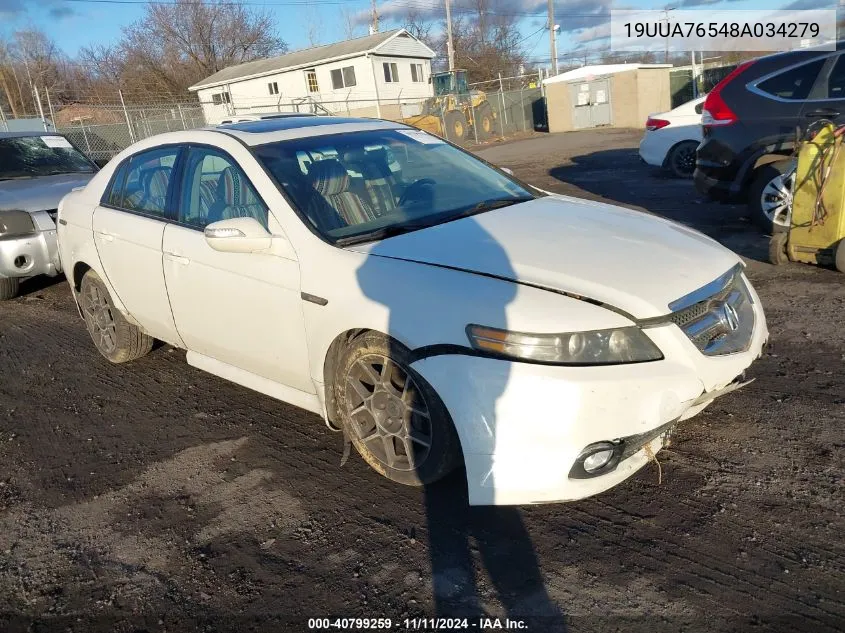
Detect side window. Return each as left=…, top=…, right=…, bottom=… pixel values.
left=122, top=147, right=179, bottom=217
left=757, top=59, right=825, bottom=100
left=179, top=147, right=268, bottom=230
left=825, top=55, right=845, bottom=99
left=102, top=160, right=129, bottom=207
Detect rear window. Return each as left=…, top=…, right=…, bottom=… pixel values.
left=757, top=59, right=824, bottom=100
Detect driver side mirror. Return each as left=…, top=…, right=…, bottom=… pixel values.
left=204, top=217, right=294, bottom=259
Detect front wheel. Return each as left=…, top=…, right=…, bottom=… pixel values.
left=749, top=160, right=795, bottom=233
left=335, top=333, right=462, bottom=487
left=444, top=111, right=468, bottom=143
left=80, top=270, right=154, bottom=363
left=0, top=277, right=20, bottom=301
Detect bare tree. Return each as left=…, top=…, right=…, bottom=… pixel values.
left=402, top=8, right=434, bottom=48
left=115, top=0, right=286, bottom=99
left=340, top=5, right=362, bottom=40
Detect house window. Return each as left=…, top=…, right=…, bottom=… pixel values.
left=268, top=82, right=279, bottom=95
left=331, top=65, right=357, bottom=90
left=211, top=92, right=230, bottom=105
left=383, top=62, right=399, bottom=83
left=305, top=69, right=319, bottom=93
left=410, top=63, right=424, bottom=83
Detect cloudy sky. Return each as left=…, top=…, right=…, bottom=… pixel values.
left=0, top=0, right=840, bottom=66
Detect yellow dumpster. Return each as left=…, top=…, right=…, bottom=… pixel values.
left=770, top=122, right=845, bottom=272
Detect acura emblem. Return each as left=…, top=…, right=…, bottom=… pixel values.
left=721, top=303, right=740, bottom=332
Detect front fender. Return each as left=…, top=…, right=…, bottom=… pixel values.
left=300, top=247, right=634, bottom=387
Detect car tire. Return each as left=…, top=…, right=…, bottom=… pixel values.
left=665, top=140, right=698, bottom=178
left=769, top=231, right=790, bottom=266
left=444, top=110, right=468, bottom=143
left=334, top=332, right=462, bottom=487
left=0, top=277, right=20, bottom=301
left=79, top=270, right=154, bottom=363
left=749, top=160, right=795, bottom=234
left=835, top=239, right=845, bottom=274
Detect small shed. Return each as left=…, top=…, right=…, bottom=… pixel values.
left=543, top=64, right=672, bottom=133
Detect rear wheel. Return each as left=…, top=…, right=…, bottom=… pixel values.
left=749, top=160, right=795, bottom=233
left=335, top=332, right=462, bottom=487
left=769, top=231, right=790, bottom=265
left=0, top=277, right=20, bottom=301
left=444, top=110, right=468, bottom=143
left=80, top=270, right=154, bottom=363
left=665, top=140, right=698, bottom=178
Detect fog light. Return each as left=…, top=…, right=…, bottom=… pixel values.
left=569, top=441, right=623, bottom=479
left=583, top=448, right=614, bottom=473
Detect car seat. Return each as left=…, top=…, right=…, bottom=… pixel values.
left=307, top=159, right=378, bottom=229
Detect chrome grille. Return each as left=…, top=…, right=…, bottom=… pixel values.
left=669, top=266, right=755, bottom=356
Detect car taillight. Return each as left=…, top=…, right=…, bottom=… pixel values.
left=646, top=117, right=670, bottom=131
left=702, top=60, right=755, bottom=127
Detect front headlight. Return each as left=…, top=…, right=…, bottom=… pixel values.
left=466, top=324, right=663, bottom=365
left=0, top=210, right=36, bottom=239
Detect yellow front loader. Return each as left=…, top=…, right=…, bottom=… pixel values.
left=401, top=70, right=496, bottom=142
left=769, top=121, right=845, bottom=272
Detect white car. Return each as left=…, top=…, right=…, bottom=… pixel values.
left=639, top=96, right=706, bottom=178
left=57, top=116, right=767, bottom=506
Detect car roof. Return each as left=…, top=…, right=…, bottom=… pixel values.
left=213, top=116, right=410, bottom=145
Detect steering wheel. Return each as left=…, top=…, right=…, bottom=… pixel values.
left=398, top=178, right=436, bottom=206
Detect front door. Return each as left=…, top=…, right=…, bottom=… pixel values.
left=93, top=146, right=183, bottom=346
left=162, top=146, right=313, bottom=392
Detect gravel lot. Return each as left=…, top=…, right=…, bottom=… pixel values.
left=1, top=128, right=843, bottom=633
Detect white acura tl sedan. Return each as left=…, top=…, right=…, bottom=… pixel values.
left=57, top=117, right=768, bottom=505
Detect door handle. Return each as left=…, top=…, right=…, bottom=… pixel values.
left=164, top=252, right=190, bottom=266
left=95, top=231, right=114, bottom=242
left=805, top=108, right=840, bottom=118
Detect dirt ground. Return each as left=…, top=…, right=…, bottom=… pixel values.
left=1, top=128, right=843, bottom=632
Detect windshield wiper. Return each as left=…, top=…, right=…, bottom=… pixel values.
left=335, top=221, right=433, bottom=246
left=463, top=196, right=534, bottom=216
left=0, top=174, right=35, bottom=181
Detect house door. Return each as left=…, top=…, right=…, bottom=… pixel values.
left=570, top=79, right=612, bottom=129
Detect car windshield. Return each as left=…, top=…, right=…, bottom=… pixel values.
left=253, top=128, right=536, bottom=244
left=0, top=135, right=95, bottom=180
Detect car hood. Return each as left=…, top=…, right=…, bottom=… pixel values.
left=347, top=195, right=741, bottom=319
left=0, top=173, right=94, bottom=213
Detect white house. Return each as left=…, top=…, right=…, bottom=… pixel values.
left=189, top=29, right=436, bottom=124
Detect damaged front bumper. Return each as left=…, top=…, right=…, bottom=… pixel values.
left=0, top=211, right=61, bottom=280
left=411, top=303, right=767, bottom=506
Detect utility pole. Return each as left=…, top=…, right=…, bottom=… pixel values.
left=445, top=0, right=455, bottom=71
left=548, top=0, right=558, bottom=75
left=371, top=0, right=379, bottom=33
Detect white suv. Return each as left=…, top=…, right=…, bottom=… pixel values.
left=57, top=116, right=768, bottom=506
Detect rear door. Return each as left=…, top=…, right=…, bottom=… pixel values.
left=93, top=146, right=184, bottom=346
left=744, top=57, right=827, bottom=151
left=800, top=53, right=845, bottom=126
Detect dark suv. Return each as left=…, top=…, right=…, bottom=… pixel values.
left=694, top=42, right=845, bottom=231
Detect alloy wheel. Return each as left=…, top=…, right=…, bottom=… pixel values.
left=760, top=168, right=795, bottom=228
left=344, top=354, right=433, bottom=472
left=82, top=283, right=117, bottom=354
left=671, top=144, right=696, bottom=176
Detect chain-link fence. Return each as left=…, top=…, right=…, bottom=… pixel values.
left=51, top=103, right=206, bottom=164
left=1, top=89, right=544, bottom=165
